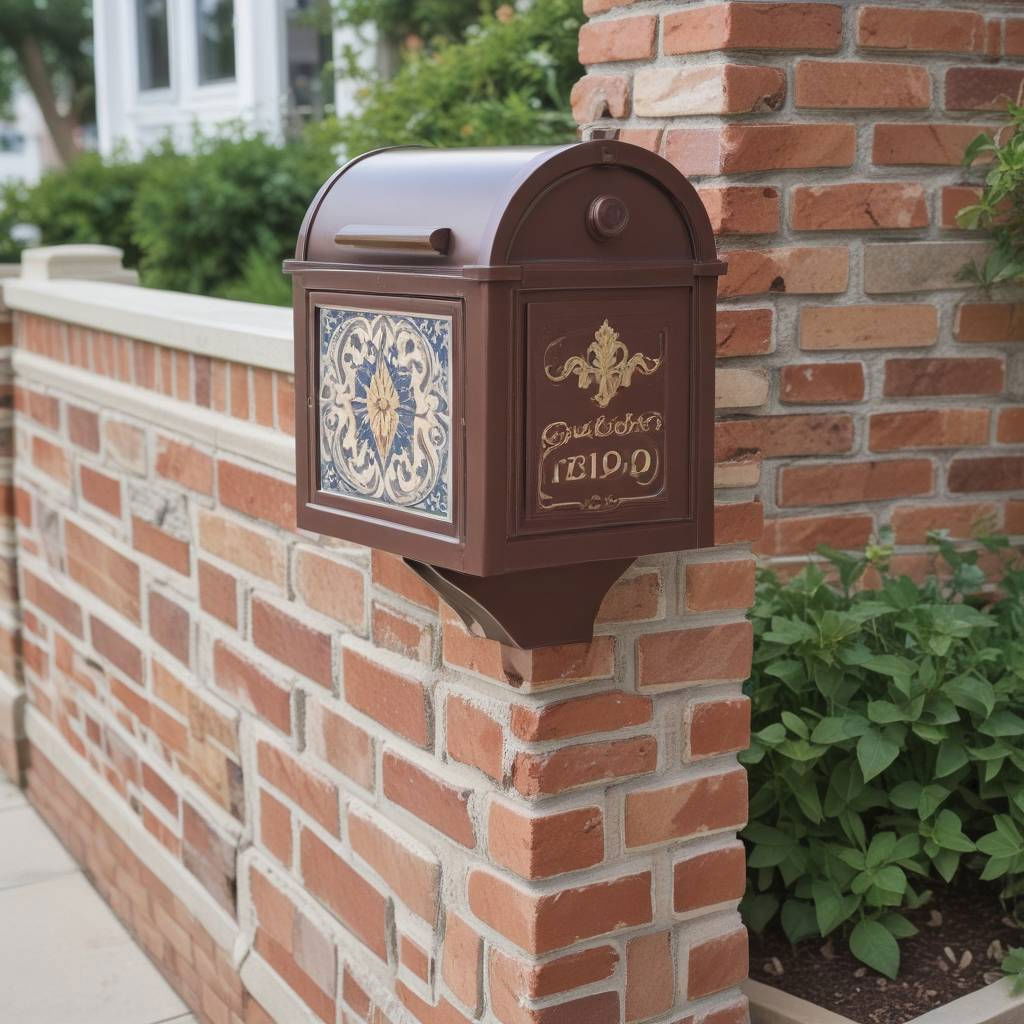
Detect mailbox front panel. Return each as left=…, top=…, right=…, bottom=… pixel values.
left=514, top=289, right=693, bottom=540
left=304, top=292, right=462, bottom=540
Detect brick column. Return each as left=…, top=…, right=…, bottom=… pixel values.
left=574, top=2, right=1024, bottom=572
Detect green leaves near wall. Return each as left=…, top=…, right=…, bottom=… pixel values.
left=742, top=531, right=1024, bottom=979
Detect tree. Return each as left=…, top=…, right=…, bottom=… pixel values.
left=0, top=0, right=94, bottom=166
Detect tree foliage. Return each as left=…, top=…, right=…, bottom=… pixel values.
left=743, top=533, right=1024, bottom=980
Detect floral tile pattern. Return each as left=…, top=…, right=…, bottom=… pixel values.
left=318, top=306, right=452, bottom=521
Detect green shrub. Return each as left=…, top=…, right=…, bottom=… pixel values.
left=131, top=127, right=334, bottom=298
left=327, top=0, right=583, bottom=154
left=957, top=102, right=1024, bottom=286
left=742, top=533, right=1024, bottom=980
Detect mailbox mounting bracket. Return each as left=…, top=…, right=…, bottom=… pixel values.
left=404, top=558, right=634, bottom=650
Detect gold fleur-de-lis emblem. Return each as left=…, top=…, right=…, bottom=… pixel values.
left=544, top=320, right=662, bottom=408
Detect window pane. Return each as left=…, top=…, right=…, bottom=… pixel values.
left=137, top=0, right=170, bottom=90
left=196, top=0, right=236, bottom=83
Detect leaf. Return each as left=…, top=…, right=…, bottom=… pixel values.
left=850, top=918, right=900, bottom=980
left=755, top=723, right=786, bottom=745
left=880, top=912, right=918, bottom=940
left=857, top=729, right=900, bottom=783
left=866, top=832, right=897, bottom=868
left=890, top=781, right=921, bottom=810
left=935, top=740, right=969, bottom=778
left=781, top=899, right=820, bottom=944
left=812, top=880, right=859, bottom=936
left=868, top=701, right=909, bottom=724
left=933, top=810, right=976, bottom=853
left=811, top=715, right=870, bottom=744
left=781, top=711, right=810, bottom=739
left=741, top=892, right=780, bottom=934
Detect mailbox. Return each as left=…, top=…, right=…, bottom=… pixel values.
left=284, top=141, right=724, bottom=648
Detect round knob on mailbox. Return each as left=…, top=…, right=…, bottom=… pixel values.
left=587, top=194, right=629, bottom=241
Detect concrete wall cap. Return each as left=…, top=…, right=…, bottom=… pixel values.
left=20, top=244, right=139, bottom=284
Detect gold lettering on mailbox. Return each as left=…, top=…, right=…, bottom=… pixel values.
left=544, top=320, right=662, bottom=408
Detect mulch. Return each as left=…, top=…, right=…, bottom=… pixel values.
left=749, top=877, right=1024, bottom=1024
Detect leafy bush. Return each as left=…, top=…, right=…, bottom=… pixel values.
left=327, top=0, right=583, bottom=153
left=957, top=102, right=1024, bottom=286
left=742, top=534, right=1024, bottom=980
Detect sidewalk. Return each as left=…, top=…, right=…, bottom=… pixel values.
left=0, top=774, right=197, bottom=1024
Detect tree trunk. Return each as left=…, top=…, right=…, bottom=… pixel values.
left=17, top=35, right=79, bottom=166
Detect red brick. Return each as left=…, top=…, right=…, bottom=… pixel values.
left=66, top=522, right=140, bottom=622
left=349, top=808, right=440, bottom=923
left=217, top=460, right=293, bottom=530
left=371, top=601, right=433, bottom=662
left=791, top=182, right=927, bottom=231
left=956, top=302, right=1024, bottom=343
left=258, top=742, right=339, bottom=835
left=685, top=559, right=755, bottom=613
left=578, top=16, right=656, bottom=63
left=596, top=570, right=662, bottom=624
left=212, top=642, right=291, bottom=734
left=300, top=828, right=388, bottom=959
left=998, top=408, right=1024, bottom=444
left=714, top=499, right=764, bottom=546
left=716, top=414, right=854, bottom=459
left=510, top=691, right=651, bottom=742
left=103, top=420, right=146, bottom=473
left=343, top=647, right=430, bottom=746
left=512, top=735, right=656, bottom=797
left=870, top=409, right=991, bottom=451
left=252, top=598, right=332, bottom=687
left=949, top=456, right=1024, bottom=494
left=674, top=843, right=747, bottom=913
left=91, top=615, right=143, bottom=682
left=259, top=788, right=292, bottom=867
left=276, top=374, right=295, bottom=435
left=149, top=590, right=190, bottom=665
left=489, top=801, right=604, bottom=879
left=664, top=2, right=842, bottom=54
left=637, top=622, right=752, bottom=688
left=873, top=123, right=994, bottom=165
left=23, top=569, right=83, bottom=637
left=308, top=702, right=374, bottom=790
left=142, top=762, right=178, bottom=814
left=780, top=459, right=933, bottom=508
left=294, top=547, right=365, bottom=631
left=688, top=697, right=751, bottom=758
left=23, top=388, right=59, bottom=429
left=383, top=750, right=475, bottom=847
left=396, top=983, right=473, bottom=1024
left=31, top=435, right=70, bottom=486
left=884, top=357, right=1004, bottom=397
left=1007, top=501, right=1024, bottom=534
left=198, top=560, right=237, bottom=628
left=469, top=868, right=652, bottom=954
left=858, top=7, right=985, bottom=53
left=801, top=303, right=938, bottom=351
left=774, top=363, right=858, bottom=412
left=716, top=308, right=773, bottom=360
left=79, top=465, right=121, bottom=517
left=942, top=185, right=983, bottom=229
left=634, top=64, right=786, bottom=117
left=756, top=513, right=874, bottom=556
left=155, top=437, right=214, bottom=495
left=442, top=913, right=482, bottom=1015
left=663, top=123, right=855, bottom=176
left=688, top=928, right=748, bottom=999
left=625, top=767, right=748, bottom=847
left=570, top=74, right=630, bottom=123
left=371, top=550, right=438, bottom=610
left=720, top=246, right=848, bottom=298
left=399, top=935, right=430, bottom=982
left=67, top=405, right=100, bottom=451
left=252, top=368, right=274, bottom=427
left=702, top=185, right=780, bottom=237
left=625, top=931, right=673, bottom=1022
left=198, top=510, right=286, bottom=586
left=890, top=502, right=999, bottom=545
left=132, top=517, right=190, bottom=576
left=446, top=695, right=503, bottom=781
left=797, top=60, right=930, bottom=109
left=946, top=67, right=1024, bottom=111
left=530, top=946, right=619, bottom=998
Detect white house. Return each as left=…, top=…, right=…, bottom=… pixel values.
left=92, top=0, right=362, bottom=156
left=0, top=90, right=58, bottom=187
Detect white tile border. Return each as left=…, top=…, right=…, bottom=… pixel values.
left=14, top=348, right=294, bottom=475
left=2, top=278, right=293, bottom=373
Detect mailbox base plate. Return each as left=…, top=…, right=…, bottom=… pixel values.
left=404, top=558, right=634, bottom=650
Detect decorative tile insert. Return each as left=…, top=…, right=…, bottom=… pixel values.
left=318, top=306, right=452, bottom=521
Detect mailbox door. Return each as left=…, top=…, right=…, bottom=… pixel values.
left=301, top=291, right=464, bottom=542
left=512, top=287, right=694, bottom=541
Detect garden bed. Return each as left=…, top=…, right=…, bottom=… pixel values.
left=749, top=878, right=1022, bottom=1024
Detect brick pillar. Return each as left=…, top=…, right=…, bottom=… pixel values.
left=574, top=2, right=1024, bottom=573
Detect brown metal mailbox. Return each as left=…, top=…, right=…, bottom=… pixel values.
left=284, top=140, right=724, bottom=649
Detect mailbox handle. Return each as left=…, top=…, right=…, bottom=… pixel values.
left=334, top=225, right=452, bottom=255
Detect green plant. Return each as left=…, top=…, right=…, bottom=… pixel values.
left=326, top=0, right=583, bottom=154
left=957, top=102, right=1024, bottom=286
left=742, top=532, right=1024, bottom=980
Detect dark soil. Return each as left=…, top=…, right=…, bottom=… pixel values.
left=749, top=877, right=1024, bottom=1024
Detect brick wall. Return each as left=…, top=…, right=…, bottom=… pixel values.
left=574, top=0, right=1024, bottom=572
left=2, top=243, right=757, bottom=1024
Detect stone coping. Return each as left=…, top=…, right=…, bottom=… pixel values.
left=746, top=975, right=1024, bottom=1024
left=2, top=277, right=293, bottom=372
